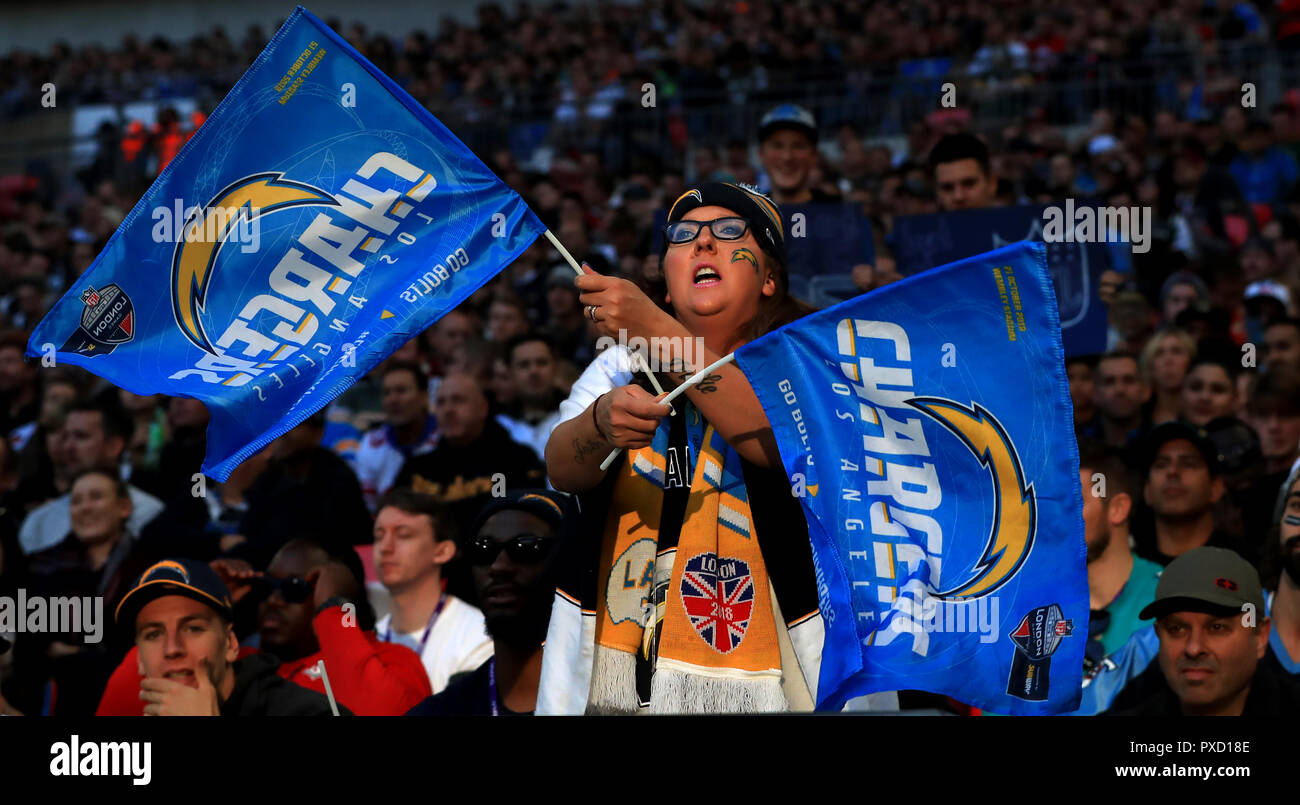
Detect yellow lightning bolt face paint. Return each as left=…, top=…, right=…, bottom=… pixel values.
left=171, top=173, right=336, bottom=354
left=908, top=397, right=1037, bottom=600
left=730, top=247, right=759, bottom=270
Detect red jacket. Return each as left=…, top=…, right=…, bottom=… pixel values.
left=96, top=606, right=431, bottom=716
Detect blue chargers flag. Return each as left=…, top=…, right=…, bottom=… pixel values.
left=26, top=7, right=545, bottom=481
left=735, top=241, right=1087, bottom=715
left=891, top=202, right=1118, bottom=357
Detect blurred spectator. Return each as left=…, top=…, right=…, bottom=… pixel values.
left=485, top=293, right=531, bottom=345
left=1081, top=353, right=1150, bottom=451
left=1263, top=317, right=1300, bottom=370
left=496, top=333, right=564, bottom=460
left=407, top=489, right=570, bottom=715
left=394, top=373, right=544, bottom=537
left=371, top=489, right=493, bottom=695
left=1229, top=119, right=1299, bottom=206
left=1263, top=467, right=1300, bottom=677
left=1139, top=327, right=1195, bottom=425
left=16, top=467, right=157, bottom=714
left=1134, top=422, right=1242, bottom=566
left=1180, top=355, right=1240, bottom=426
left=928, top=133, right=997, bottom=212
left=1067, top=354, right=1099, bottom=433
left=228, top=412, right=372, bottom=569
left=1080, top=442, right=1163, bottom=664
left=354, top=361, right=438, bottom=513
left=542, top=266, right=596, bottom=367
left=757, top=104, right=838, bottom=205
left=1159, top=271, right=1209, bottom=324
left=0, top=331, right=39, bottom=441
left=1246, top=366, right=1300, bottom=476
left=18, top=400, right=164, bottom=556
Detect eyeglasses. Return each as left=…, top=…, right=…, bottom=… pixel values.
left=254, top=576, right=313, bottom=604
left=664, top=217, right=750, bottom=245
left=464, top=535, right=556, bottom=566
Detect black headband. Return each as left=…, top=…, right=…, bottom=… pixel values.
left=665, top=182, right=787, bottom=265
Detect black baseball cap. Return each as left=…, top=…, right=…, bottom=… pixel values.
left=115, top=558, right=234, bottom=630
left=1139, top=547, right=1265, bottom=620
left=1141, top=421, right=1223, bottom=476
left=471, top=489, right=577, bottom=539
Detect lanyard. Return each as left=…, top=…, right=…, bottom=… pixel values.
left=382, top=593, right=445, bottom=655
left=488, top=658, right=499, bottom=717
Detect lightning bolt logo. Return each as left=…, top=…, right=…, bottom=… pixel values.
left=908, top=397, right=1037, bottom=600
left=170, top=173, right=336, bottom=354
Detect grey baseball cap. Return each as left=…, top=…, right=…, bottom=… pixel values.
left=1139, top=547, right=1265, bottom=620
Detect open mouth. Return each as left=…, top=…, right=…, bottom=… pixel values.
left=693, top=265, right=721, bottom=286
left=164, top=669, right=197, bottom=685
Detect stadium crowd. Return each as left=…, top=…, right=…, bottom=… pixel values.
left=1, top=0, right=1300, bottom=716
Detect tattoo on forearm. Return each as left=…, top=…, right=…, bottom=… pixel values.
left=696, top=373, right=722, bottom=393
left=573, top=437, right=606, bottom=464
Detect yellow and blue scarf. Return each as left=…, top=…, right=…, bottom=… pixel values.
left=586, top=402, right=786, bottom=713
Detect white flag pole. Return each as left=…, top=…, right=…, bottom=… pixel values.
left=315, top=660, right=340, bottom=716
left=598, top=351, right=737, bottom=471
left=542, top=229, right=673, bottom=411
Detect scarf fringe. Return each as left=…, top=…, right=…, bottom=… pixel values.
left=585, top=646, right=641, bottom=714
left=648, top=666, right=788, bottom=714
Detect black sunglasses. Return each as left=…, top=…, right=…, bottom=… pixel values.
left=254, top=576, right=313, bottom=604
left=464, top=535, right=556, bottom=566
left=664, top=217, right=750, bottom=245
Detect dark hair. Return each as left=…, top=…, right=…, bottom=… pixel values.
left=1097, top=351, right=1140, bottom=372
left=1185, top=351, right=1241, bottom=382
left=67, top=399, right=133, bottom=444
left=382, top=359, right=428, bottom=392
left=69, top=464, right=129, bottom=500
left=1265, top=316, right=1300, bottom=335
left=505, top=331, right=557, bottom=364
left=1249, top=365, right=1300, bottom=417
left=1076, top=439, right=1136, bottom=500
left=928, top=133, right=991, bottom=175
left=375, top=488, right=459, bottom=544
left=489, top=292, right=529, bottom=316
left=0, top=330, right=30, bottom=356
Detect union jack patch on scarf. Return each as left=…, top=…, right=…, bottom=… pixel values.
left=680, top=553, right=755, bottom=654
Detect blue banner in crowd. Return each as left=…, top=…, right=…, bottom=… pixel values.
left=735, top=241, right=1087, bottom=715
left=27, top=7, right=545, bottom=481
left=891, top=203, right=1116, bottom=356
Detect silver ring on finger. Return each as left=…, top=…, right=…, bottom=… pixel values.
left=587, top=305, right=600, bottom=322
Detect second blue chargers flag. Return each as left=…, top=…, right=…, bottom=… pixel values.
left=27, top=6, right=545, bottom=480
left=735, top=241, right=1087, bottom=715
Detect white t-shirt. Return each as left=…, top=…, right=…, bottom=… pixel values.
left=554, top=345, right=635, bottom=430
left=374, top=595, right=494, bottom=695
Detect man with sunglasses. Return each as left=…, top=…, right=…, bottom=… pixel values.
left=407, top=489, right=571, bottom=715
left=253, top=538, right=432, bottom=714
left=374, top=488, right=494, bottom=694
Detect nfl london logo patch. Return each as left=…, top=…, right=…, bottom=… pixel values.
left=680, top=553, right=755, bottom=654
